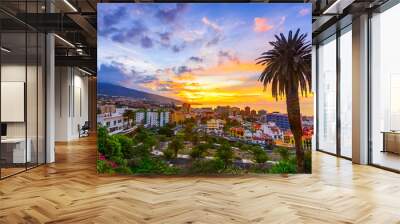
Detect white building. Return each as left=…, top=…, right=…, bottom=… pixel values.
left=117, top=109, right=171, bottom=128
left=206, top=119, right=225, bottom=134
left=115, top=107, right=127, bottom=115
left=244, top=130, right=253, bottom=139
left=260, top=122, right=283, bottom=140
left=97, top=113, right=124, bottom=135
left=159, top=111, right=170, bottom=127
left=146, top=111, right=159, bottom=127
left=135, top=111, right=145, bottom=124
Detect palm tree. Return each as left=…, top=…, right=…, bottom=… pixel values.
left=256, top=29, right=311, bottom=173
left=216, top=143, right=234, bottom=168
left=169, top=138, right=184, bottom=158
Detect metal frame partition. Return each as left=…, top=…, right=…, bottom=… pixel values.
left=315, top=0, right=400, bottom=173
left=0, top=0, right=47, bottom=180
left=367, top=0, right=400, bottom=173
left=315, top=17, right=353, bottom=161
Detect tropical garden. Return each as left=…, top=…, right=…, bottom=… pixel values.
left=97, top=118, right=311, bottom=175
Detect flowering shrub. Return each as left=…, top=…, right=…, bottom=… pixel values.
left=97, top=153, right=120, bottom=172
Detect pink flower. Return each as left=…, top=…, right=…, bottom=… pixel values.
left=98, top=154, right=106, bottom=161
left=109, top=161, right=118, bottom=168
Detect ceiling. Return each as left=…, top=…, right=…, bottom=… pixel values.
left=310, top=0, right=390, bottom=43
left=1, top=0, right=393, bottom=73
left=0, top=0, right=98, bottom=74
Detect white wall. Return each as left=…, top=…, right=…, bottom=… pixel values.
left=1, top=63, right=46, bottom=164
left=1, top=65, right=26, bottom=138
left=54, top=67, right=89, bottom=141
left=55, top=67, right=69, bottom=141
left=1, top=65, right=41, bottom=138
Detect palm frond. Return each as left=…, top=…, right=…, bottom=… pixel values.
left=256, top=29, right=312, bottom=100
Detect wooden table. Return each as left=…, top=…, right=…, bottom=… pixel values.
left=382, top=131, right=400, bottom=154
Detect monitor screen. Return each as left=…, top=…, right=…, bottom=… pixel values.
left=1, top=123, right=7, bottom=137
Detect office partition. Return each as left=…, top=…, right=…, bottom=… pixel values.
left=317, top=35, right=337, bottom=155
left=370, top=2, right=400, bottom=171
left=0, top=1, right=47, bottom=179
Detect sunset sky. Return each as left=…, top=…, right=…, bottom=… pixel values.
left=98, top=3, right=313, bottom=115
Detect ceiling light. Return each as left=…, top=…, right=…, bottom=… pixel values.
left=76, top=48, right=85, bottom=55
left=323, top=1, right=341, bottom=14
left=322, top=0, right=354, bottom=15
left=63, top=0, right=78, bottom=12
left=54, top=34, right=75, bottom=48
left=1, top=47, right=11, bottom=53
left=78, top=67, right=92, bottom=76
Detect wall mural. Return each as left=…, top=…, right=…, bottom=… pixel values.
left=97, top=3, right=313, bottom=175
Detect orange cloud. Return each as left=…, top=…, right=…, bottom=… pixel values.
left=138, top=60, right=313, bottom=115
left=254, top=17, right=273, bottom=32
left=197, top=61, right=264, bottom=76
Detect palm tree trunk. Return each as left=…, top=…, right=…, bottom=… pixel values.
left=285, top=85, right=304, bottom=173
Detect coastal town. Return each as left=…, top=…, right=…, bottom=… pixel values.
left=97, top=95, right=313, bottom=150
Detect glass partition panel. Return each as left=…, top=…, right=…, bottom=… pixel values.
left=0, top=1, right=46, bottom=179
left=371, top=4, right=400, bottom=171
left=27, top=31, right=38, bottom=169
left=317, top=35, right=337, bottom=154
left=1, top=31, right=27, bottom=177
left=38, top=32, right=45, bottom=165
left=339, top=27, right=352, bottom=158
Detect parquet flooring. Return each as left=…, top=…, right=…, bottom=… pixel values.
left=0, top=136, right=399, bottom=224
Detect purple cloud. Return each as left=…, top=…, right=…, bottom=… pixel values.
left=155, top=3, right=188, bottom=23
left=109, top=20, right=156, bottom=49
left=171, top=43, right=186, bottom=53
left=141, top=36, right=154, bottom=48
left=99, top=61, right=158, bottom=85
left=98, top=64, right=125, bottom=84
left=103, top=6, right=127, bottom=27
left=99, top=6, right=128, bottom=37
left=218, top=50, right=239, bottom=64
left=206, top=35, right=221, bottom=47
left=157, top=82, right=174, bottom=92
left=158, top=32, right=171, bottom=42
left=111, top=20, right=148, bottom=43
left=173, top=66, right=191, bottom=75
left=189, top=56, right=203, bottom=63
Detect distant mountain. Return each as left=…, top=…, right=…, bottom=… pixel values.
left=98, top=82, right=181, bottom=104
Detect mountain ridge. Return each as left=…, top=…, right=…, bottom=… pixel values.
left=97, top=82, right=182, bottom=104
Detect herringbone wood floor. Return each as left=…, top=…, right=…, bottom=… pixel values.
left=0, top=136, right=399, bottom=224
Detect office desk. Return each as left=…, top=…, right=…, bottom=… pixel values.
left=382, top=131, right=400, bottom=154
left=1, top=138, right=31, bottom=163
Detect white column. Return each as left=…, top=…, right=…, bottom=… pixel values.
left=54, top=67, right=72, bottom=141
left=352, top=14, right=369, bottom=164
left=46, top=32, right=55, bottom=163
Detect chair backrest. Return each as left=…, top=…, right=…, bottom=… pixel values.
left=82, top=121, right=90, bottom=129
